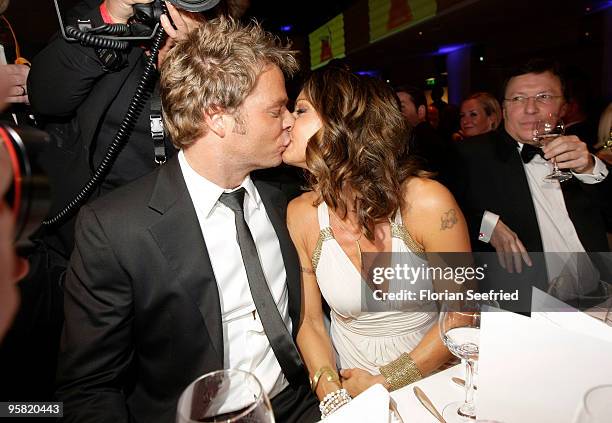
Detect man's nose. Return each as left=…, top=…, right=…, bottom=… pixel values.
left=524, top=96, right=540, bottom=114
left=282, top=108, right=294, bottom=131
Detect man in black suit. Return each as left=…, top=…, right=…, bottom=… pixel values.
left=395, top=85, right=454, bottom=185
left=56, top=17, right=319, bottom=423
left=0, top=1, right=203, bottom=403
left=451, top=59, right=610, bottom=309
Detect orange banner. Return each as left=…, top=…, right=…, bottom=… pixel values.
left=369, top=0, right=437, bottom=43
left=309, top=14, right=346, bottom=70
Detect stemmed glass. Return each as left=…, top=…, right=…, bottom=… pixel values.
left=532, top=116, right=572, bottom=183
left=176, top=369, right=275, bottom=423
left=439, top=299, right=498, bottom=422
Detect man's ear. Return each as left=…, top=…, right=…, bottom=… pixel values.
left=417, top=105, right=427, bottom=121
left=204, top=107, right=226, bottom=138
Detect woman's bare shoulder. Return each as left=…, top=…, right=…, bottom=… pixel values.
left=288, top=191, right=318, bottom=212
left=287, top=192, right=319, bottom=226
left=287, top=191, right=321, bottom=250
left=402, top=176, right=457, bottom=214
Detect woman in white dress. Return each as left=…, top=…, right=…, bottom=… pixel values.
left=282, top=65, right=471, bottom=412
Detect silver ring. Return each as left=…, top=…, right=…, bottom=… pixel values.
left=19, top=85, right=26, bottom=96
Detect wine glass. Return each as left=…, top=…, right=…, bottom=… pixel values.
left=572, top=384, right=612, bottom=423
left=176, top=369, right=275, bottom=423
left=532, top=117, right=573, bottom=183
left=439, top=299, right=498, bottom=422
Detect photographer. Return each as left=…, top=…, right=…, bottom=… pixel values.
left=0, top=0, right=207, bottom=402
left=27, top=0, right=204, bottom=257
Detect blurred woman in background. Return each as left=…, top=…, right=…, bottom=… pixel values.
left=453, top=92, right=502, bottom=141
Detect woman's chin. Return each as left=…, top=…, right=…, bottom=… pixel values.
left=281, top=154, right=307, bottom=169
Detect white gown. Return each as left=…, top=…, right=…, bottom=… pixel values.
left=312, top=202, right=438, bottom=374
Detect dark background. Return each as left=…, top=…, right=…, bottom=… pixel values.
left=2, top=0, right=610, bottom=121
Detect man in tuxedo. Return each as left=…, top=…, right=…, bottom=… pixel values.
left=56, top=17, right=319, bottom=423
left=451, top=59, right=611, bottom=309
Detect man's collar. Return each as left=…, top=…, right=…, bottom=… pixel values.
left=178, top=150, right=261, bottom=218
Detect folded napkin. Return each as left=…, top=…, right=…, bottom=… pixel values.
left=478, top=309, right=612, bottom=422
left=321, top=384, right=398, bottom=423
left=531, top=287, right=612, bottom=342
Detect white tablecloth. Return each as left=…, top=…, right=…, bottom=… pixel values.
left=391, top=364, right=465, bottom=423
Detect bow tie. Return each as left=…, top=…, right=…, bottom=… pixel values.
left=520, top=143, right=545, bottom=163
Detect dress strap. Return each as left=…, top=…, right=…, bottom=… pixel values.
left=393, top=208, right=402, bottom=224
left=317, top=201, right=331, bottom=229
left=312, top=202, right=333, bottom=273
left=390, top=207, right=425, bottom=254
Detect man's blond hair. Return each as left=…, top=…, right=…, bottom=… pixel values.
left=160, top=17, right=298, bottom=148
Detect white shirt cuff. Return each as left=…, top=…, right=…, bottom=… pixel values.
left=478, top=211, right=500, bottom=243
left=572, top=155, right=608, bottom=184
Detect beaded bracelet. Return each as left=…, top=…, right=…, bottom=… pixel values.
left=319, top=388, right=352, bottom=418
left=379, top=353, right=422, bottom=391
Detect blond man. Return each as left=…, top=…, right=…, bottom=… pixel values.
left=57, top=18, right=319, bottom=423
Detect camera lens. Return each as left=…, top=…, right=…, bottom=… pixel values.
left=168, top=0, right=221, bottom=12
left=0, top=123, right=50, bottom=250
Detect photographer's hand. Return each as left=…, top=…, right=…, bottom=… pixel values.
left=104, top=0, right=155, bottom=24
left=158, top=1, right=204, bottom=67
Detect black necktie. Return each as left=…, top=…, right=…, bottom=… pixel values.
left=520, top=143, right=545, bottom=163
left=219, top=188, right=305, bottom=386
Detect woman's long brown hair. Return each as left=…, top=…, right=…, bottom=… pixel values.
left=303, top=65, right=427, bottom=241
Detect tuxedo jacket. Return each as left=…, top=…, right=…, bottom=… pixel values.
left=57, top=156, right=307, bottom=423
left=449, top=128, right=611, bottom=253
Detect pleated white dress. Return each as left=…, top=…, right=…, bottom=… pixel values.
left=312, top=202, right=438, bottom=374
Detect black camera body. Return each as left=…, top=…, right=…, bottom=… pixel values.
left=54, top=0, right=221, bottom=43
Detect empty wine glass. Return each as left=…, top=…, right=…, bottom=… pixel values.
left=532, top=116, right=572, bottom=183
left=439, top=299, right=499, bottom=422
left=176, top=369, right=275, bottom=423
left=572, top=384, right=612, bottom=423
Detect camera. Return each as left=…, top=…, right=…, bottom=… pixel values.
left=0, top=123, right=50, bottom=250
left=54, top=0, right=221, bottom=43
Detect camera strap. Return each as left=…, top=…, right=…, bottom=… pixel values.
left=150, top=80, right=167, bottom=165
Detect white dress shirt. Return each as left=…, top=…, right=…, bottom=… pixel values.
left=479, top=145, right=608, bottom=294
left=178, top=150, right=290, bottom=398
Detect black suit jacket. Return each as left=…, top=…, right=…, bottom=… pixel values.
left=449, top=128, right=611, bottom=311
left=57, top=156, right=306, bottom=423
left=450, top=127, right=611, bottom=253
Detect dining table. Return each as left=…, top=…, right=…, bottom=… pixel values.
left=391, top=364, right=466, bottom=423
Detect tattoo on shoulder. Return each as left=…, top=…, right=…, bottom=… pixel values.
left=300, top=266, right=315, bottom=274
left=440, top=209, right=458, bottom=231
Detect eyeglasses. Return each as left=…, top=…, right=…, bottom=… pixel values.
left=504, top=93, right=563, bottom=106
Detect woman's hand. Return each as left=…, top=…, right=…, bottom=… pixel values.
left=340, top=368, right=387, bottom=397
left=1, top=64, right=29, bottom=104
